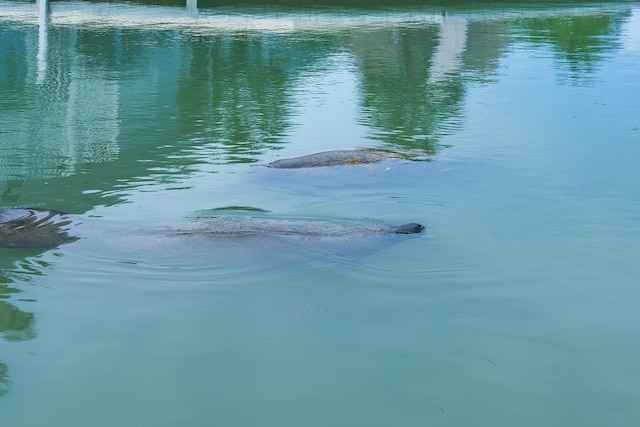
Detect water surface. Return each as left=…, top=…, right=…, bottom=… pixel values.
left=1, top=1, right=639, bottom=426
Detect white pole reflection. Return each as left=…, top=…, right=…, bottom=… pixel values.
left=429, top=16, right=467, bottom=83
left=186, top=0, right=198, bottom=18
left=36, top=0, right=49, bottom=84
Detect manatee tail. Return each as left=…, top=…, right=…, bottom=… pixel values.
left=0, top=208, right=79, bottom=248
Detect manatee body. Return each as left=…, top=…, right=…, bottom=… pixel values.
left=0, top=208, right=424, bottom=249
left=169, top=219, right=424, bottom=238
left=267, top=148, right=410, bottom=169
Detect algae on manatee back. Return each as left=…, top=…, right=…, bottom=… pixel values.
left=267, top=148, right=423, bottom=169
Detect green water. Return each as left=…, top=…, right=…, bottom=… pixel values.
left=1, top=1, right=639, bottom=425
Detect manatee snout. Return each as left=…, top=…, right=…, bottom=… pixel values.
left=394, top=223, right=425, bottom=234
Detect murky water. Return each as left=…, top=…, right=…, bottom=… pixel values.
left=1, top=1, right=639, bottom=425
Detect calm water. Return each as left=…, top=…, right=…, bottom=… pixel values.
left=1, top=1, right=640, bottom=425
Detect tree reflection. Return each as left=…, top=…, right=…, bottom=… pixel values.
left=0, top=269, right=39, bottom=397
left=0, top=299, right=35, bottom=343
left=174, top=32, right=342, bottom=164
left=176, top=34, right=294, bottom=163
left=0, top=246, right=58, bottom=397
left=462, top=20, right=509, bottom=83
left=513, top=11, right=631, bottom=84
left=348, top=23, right=466, bottom=152
left=0, top=362, right=9, bottom=396
left=0, top=3, right=632, bottom=195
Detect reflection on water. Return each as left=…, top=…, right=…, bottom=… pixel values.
left=514, top=12, right=627, bottom=84
left=186, top=0, right=197, bottom=17
left=0, top=362, right=8, bottom=396
left=35, top=0, right=49, bottom=84
left=0, top=1, right=639, bottom=422
left=0, top=300, right=35, bottom=342
left=1, top=252, right=43, bottom=397
left=0, top=1, right=630, bottom=197
left=349, top=22, right=466, bottom=148
left=175, top=33, right=298, bottom=163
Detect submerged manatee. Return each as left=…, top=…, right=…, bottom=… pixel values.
left=267, top=148, right=415, bottom=169
left=169, top=219, right=424, bottom=238
left=0, top=208, right=424, bottom=249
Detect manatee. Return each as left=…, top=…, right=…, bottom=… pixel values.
left=0, top=208, right=424, bottom=250
left=167, top=219, right=424, bottom=238
left=267, top=148, right=415, bottom=169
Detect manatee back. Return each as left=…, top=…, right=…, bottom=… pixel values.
left=267, top=149, right=395, bottom=169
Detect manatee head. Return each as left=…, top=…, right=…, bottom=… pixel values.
left=393, top=223, right=425, bottom=234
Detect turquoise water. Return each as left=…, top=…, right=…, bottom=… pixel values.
left=1, top=1, right=640, bottom=425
